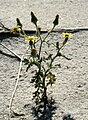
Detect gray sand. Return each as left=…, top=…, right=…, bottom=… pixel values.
left=0, top=0, right=88, bottom=120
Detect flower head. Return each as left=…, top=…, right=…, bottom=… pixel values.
left=24, top=36, right=37, bottom=46
left=24, top=36, right=37, bottom=42
left=47, top=72, right=56, bottom=85
left=11, top=25, right=21, bottom=34
left=62, top=32, right=72, bottom=38
left=31, top=48, right=37, bottom=57
left=25, top=36, right=37, bottom=41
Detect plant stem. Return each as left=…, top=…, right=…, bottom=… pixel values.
left=43, top=26, right=55, bottom=42
left=41, top=53, right=58, bottom=111
left=42, top=72, right=47, bottom=111
left=38, top=25, right=55, bottom=60
left=35, top=24, right=43, bottom=60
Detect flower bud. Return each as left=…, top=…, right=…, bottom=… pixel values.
left=31, top=48, right=37, bottom=57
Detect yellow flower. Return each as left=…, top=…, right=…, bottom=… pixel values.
left=11, top=25, right=21, bottom=34
left=24, top=36, right=37, bottom=42
left=62, top=32, right=72, bottom=38
left=47, top=72, right=56, bottom=85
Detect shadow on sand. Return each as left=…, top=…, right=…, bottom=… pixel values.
left=31, top=97, right=57, bottom=120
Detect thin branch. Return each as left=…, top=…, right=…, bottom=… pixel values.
left=0, top=21, right=10, bottom=31
left=0, top=43, right=21, bottom=60
left=38, top=26, right=55, bottom=59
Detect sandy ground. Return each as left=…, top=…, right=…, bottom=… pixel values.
left=0, top=0, right=88, bottom=29
left=0, top=0, right=88, bottom=120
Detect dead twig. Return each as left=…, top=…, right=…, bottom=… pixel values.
left=0, top=43, right=21, bottom=60
left=0, top=21, right=10, bottom=31
left=8, top=55, right=23, bottom=120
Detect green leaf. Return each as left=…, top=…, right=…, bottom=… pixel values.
left=16, top=18, right=22, bottom=27
left=31, top=11, right=38, bottom=25
left=33, top=61, right=40, bottom=68
left=57, top=52, right=62, bottom=57
left=26, top=64, right=31, bottom=72
left=48, top=54, right=53, bottom=59
left=53, top=15, right=59, bottom=27
left=55, top=64, right=61, bottom=68
left=23, top=58, right=29, bottom=65
left=62, top=54, right=71, bottom=60
left=46, top=62, right=51, bottom=68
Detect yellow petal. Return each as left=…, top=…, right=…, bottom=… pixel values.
left=24, top=36, right=37, bottom=41
left=62, top=32, right=72, bottom=38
